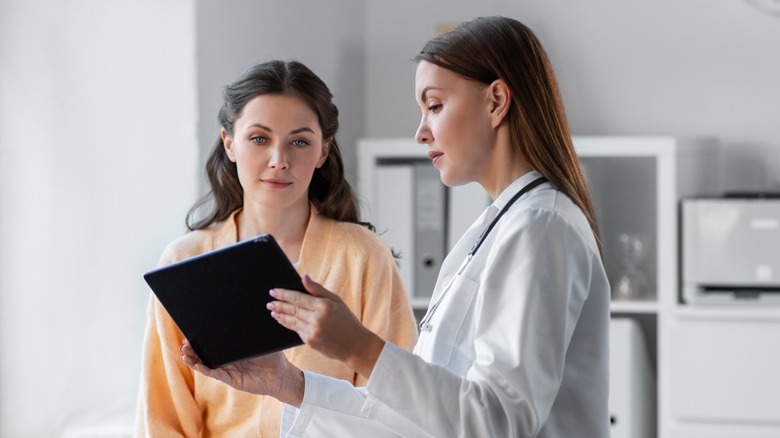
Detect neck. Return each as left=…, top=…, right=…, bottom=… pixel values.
left=236, top=199, right=311, bottom=262
left=479, top=130, right=533, bottom=200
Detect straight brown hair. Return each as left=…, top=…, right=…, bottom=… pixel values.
left=415, top=16, right=602, bottom=254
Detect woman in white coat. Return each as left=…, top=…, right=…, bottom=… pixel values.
left=181, top=16, right=610, bottom=437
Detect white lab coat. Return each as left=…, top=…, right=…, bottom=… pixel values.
left=281, top=171, right=610, bottom=437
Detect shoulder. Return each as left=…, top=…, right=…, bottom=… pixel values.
left=301, top=214, right=396, bottom=280
left=503, top=186, right=599, bottom=256
left=328, top=218, right=391, bottom=254
left=162, top=230, right=209, bottom=257
left=157, top=222, right=227, bottom=266
left=313, top=214, right=392, bottom=258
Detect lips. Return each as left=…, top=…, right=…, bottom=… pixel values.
left=427, top=150, right=443, bottom=166
left=262, top=178, right=292, bottom=189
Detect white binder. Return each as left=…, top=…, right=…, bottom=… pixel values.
left=375, top=163, right=415, bottom=294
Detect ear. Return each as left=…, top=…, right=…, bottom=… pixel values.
left=316, top=138, right=331, bottom=168
left=487, top=79, right=511, bottom=129
left=221, top=128, right=236, bottom=162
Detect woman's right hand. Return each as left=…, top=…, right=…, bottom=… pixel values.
left=180, top=339, right=305, bottom=407
left=268, top=274, right=386, bottom=378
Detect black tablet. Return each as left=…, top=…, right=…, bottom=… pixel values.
left=143, top=234, right=306, bottom=368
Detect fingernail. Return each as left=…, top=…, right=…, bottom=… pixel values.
left=266, top=302, right=274, bottom=310
left=269, top=289, right=277, bottom=297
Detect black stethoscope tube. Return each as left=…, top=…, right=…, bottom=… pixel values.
left=418, top=176, right=548, bottom=332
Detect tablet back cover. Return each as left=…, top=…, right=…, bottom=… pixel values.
left=143, top=234, right=305, bottom=368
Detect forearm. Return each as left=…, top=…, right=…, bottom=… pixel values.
left=344, top=330, right=386, bottom=379
left=277, top=365, right=306, bottom=408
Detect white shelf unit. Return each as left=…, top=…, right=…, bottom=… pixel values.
left=574, top=136, right=719, bottom=309
left=361, top=137, right=780, bottom=437
left=664, top=311, right=780, bottom=438
left=358, top=136, right=715, bottom=307
left=575, top=136, right=722, bottom=438
left=576, top=137, right=780, bottom=438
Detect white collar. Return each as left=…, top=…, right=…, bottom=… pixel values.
left=491, top=170, right=545, bottom=212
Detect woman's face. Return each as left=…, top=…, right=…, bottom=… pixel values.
left=414, top=60, right=496, bottom=187
left=222, top=94, right=328, bottom=211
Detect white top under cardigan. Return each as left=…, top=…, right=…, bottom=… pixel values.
left=280, top=171, right=611, bottom=437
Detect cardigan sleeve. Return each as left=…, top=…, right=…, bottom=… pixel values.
left=134, top=245, right=201, bottom=438
left=353, top=234, right=418, bottom=387
left=361, top=241, right=418, bottom=341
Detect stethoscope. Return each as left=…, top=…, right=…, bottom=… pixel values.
left=418, top=176, right=548, bottom=332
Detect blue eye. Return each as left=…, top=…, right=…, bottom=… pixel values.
left=292, top=139, right=309, bottom=147
left=251, top=136, right=267, bottom=144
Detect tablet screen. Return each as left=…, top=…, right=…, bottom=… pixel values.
left=143, top=234, right=306, bottom=368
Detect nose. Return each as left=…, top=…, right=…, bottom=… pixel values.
left=268, top=143, right=289, bottom=169
left=415, top=116, right=432, bottom=145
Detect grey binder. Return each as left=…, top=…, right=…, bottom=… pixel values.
left=413, top=161, right=447, bottom=300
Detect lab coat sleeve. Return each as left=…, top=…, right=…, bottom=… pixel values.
left=365, top=207, right=595, bottom=436
left=282, top=206, right=595, bottom=437
left=281, top=370, right=426, bottom=438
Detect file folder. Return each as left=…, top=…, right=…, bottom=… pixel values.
left=413, top=161, right=446, bottom=300
left=375, top=163, right=415, bottom=293
left=374, top=159, right=453, bottom=302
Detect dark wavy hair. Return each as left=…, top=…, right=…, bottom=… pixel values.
left=186, top=60, right=372, bottom=232
left=415, top=16, right=602, bottom=254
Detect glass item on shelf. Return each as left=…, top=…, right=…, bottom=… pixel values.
left=612, top=233, right=649, bottom=300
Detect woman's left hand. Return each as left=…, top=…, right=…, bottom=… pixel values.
left=180, top=339, right=305, bottom=407
left=268, top=274, right=386, bottom=378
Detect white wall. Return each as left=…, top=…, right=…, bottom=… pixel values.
left=364, top=0, right=780, bottom=193
left=0, top=0, right=197, bottom=436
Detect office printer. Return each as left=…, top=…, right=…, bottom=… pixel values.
left=681, top=194, right=780, bottom=305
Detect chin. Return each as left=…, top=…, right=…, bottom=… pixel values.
left=439, top=173, right=468, bottom=188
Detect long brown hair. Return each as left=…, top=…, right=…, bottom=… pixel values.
left=186, top=60, right=372, bottom=232
left=415, top=16, right=602, bottom=254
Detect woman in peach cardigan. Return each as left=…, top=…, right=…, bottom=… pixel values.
left=135, top=60, right=418, bottom=437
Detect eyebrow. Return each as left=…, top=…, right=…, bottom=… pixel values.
left=290, top=127, right=316, bottom=135
left=419, top=86, right=442, bottom=103
left=247, top=123, right=316, bottom=135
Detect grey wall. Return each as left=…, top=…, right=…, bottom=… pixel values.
left=196, top=0, right=780, bottom=194
left=364, top=0, right=780, bottom=193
